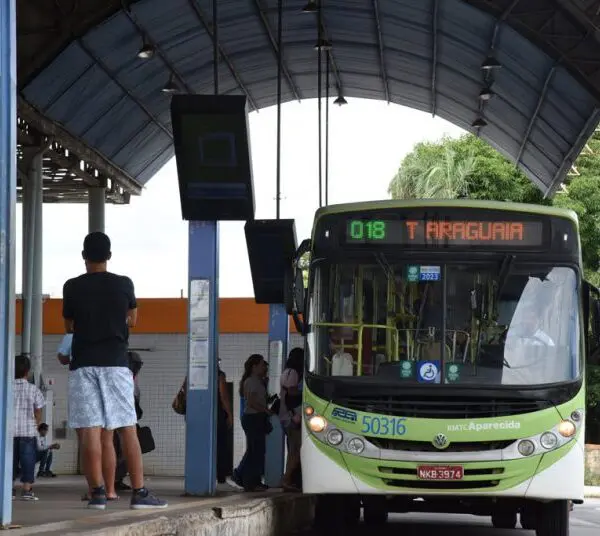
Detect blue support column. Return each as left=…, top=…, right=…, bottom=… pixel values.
left=185, top=221, right=219, bottom=496
left=264, top=303, right=289, bottom=488
left=0, top=0, right=16, bottom=525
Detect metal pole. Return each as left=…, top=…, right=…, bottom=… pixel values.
left=0, top=0, right=17, bottom=525
left=276, top=0, right=283, bottom=220
left=30, top=152, right=43, bottom=387
left=325, top=53, right=329, bottom=207
left=21, top=175, right=33, bottom=358
left=213, top=0, right=219, bottom=95
left=88, top=187, right=106, bottom=233
left=264, top=0, right=289, bottom=489
left=184, top=0, right=220, bottom=497
left=317, top=2, right=323, bottom=208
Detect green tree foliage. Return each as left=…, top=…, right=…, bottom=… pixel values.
left=388, top=131, right=600, bottom=429
left=388, top=132, right=600, bottom=279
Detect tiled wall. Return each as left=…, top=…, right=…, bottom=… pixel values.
left=19, top=332, right=303, bottom=476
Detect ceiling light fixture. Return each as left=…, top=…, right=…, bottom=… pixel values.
left=481, top=55, right=501, bottom=70
left=334, top=95, right=348, bottom=106
left=314, top=39, right=332, bottom=51
left=479, top=88, right=495, bottom=101
left=137, top=37, right=155, bottom=59
left=161, top=75, right=180, bottom=94
left=302, top=0, right=318, bottom=13
left=472, top=117, right=488, bottom=128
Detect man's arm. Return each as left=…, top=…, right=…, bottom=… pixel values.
left=124, top=277, right=138, bottom=328
left=62, top=280, right=74, bottom=333
left=57, top=333, right=72, bottom=366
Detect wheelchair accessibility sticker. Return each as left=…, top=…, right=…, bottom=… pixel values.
left=417, top=360, right=441, bottom=383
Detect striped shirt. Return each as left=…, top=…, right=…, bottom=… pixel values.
left=13, top=379, right=45, bottom=437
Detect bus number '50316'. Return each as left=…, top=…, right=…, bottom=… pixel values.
left=361, top=415, right=407, bottom=436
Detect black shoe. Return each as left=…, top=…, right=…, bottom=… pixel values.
left=245, top=483, right=269, bottom=492
left=115, top=480, right=132, bottom=491
left=46, top=471, right=56, bottom=478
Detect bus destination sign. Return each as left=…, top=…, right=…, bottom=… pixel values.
left=346, top=219, right=545, bottom=247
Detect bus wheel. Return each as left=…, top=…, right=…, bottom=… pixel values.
left=344, top=496, right=361, bottom=526
left=491, top=511, right=517, bottom=529
left=520, top=508, right=536, bottom=530
left=363, top=500, right=388, bottom=526
left=535, top=500, right=569, bottom=536
left=314, top=495, right=354, bottom=531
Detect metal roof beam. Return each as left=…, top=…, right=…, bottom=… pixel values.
left=431, top=0, right=439, bottom=117
left=371, top=0, right=389, bottom=103
left=18, top=96, right=143, bottom=195
left=515, top=63, right=558, bottom=166
left=251, top=0, right=302, bottom=102
left=317, top=6, right=343, bottom=96
left=78, top=39, right=173, bottom=140
left=489, top=0, right=523, bottom=49
left=186, top=0, right=258, bottom=110
left=121, top=5, right=193, bottom=94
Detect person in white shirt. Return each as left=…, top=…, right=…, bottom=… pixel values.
left=36, top=423, right=60, bottom=478
left=13, top=355, right=45, bottom=501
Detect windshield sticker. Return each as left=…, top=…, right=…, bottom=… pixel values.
left=399, top=360, right=415, bottom=379
left=445, top=363, right=461, bottom=383
left=407, top=265, right=420, bottom=282
left=419, top=266, right=441, bottom=281
left=406, top=265, right=442, bottom=282
left=447, top=421, right=521, bottom=432
left=417, top=360, right=441, bottom=383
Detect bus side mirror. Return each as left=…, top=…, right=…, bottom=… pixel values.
left=591, top=301, right=600, bottom=352
left=294, top=268, right=305, bottom=315
left=285, top=239, right=310, bottom=333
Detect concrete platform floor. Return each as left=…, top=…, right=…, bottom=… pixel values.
left=8, top=475, right=274, bottom=534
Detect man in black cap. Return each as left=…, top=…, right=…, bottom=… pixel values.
left=63, top=232, right=167, bottom=511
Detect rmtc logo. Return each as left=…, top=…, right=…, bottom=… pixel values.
left=331, top=407, right=358, bottom=423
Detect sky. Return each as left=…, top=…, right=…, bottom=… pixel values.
left=16, top=98, right=464, bottom=298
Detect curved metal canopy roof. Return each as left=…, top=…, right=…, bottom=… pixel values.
left=17, top=0, right=600, bottom=201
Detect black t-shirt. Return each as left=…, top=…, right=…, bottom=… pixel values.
left=63, top=272, right=137, bottom=370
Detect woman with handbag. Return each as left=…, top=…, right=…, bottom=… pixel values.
left=279, top=348, right=304, bottom=492
left=233, top=354, right=271, bottom=492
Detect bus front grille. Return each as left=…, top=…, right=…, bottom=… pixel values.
left=334, top=396, right=551, bottom=419
left=379, top=466, right=505, bottom=490
left=367, top=437, right=514, bottom=453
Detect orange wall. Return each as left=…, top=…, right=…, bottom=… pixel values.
left=15, top=298, right=299, bottom=335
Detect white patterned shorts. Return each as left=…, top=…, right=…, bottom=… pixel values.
left=68, top=366, right=137, bottom=430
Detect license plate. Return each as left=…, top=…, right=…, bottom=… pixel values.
left=417, top=465, right=464, bottom=480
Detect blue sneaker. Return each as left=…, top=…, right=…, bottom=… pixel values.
left=87, top=487, right=107, bottom=510
left=130, top=488, right=168, bottom=510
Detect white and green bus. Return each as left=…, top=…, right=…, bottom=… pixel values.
left=286, top=200, right=600, bottom=536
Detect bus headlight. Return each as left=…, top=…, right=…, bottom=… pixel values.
left=540, top=432, right=558, bottom=450
left=517, top=440, right=535, bottom=457
left=558, top=420, right=576, bottom=438
left=304, top=405, right=315, bottom=417
left=570, top=410, right=583, bottom=423
left=326, top=429, right=344, bottom=446
left=308, top=415, right=327, bottom=433
left=347, top=438, right=365, bottom=455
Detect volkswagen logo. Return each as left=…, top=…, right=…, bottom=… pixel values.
left=432, top=433, right=449, bottom=450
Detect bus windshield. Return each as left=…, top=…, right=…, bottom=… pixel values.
left=307, top=260, right=580, bottom=387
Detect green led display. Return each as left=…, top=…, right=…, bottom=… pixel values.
left=349, top=220, right=386, bottom=240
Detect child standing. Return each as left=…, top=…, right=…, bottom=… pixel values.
left=13, top=355, right=45, bottom=501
